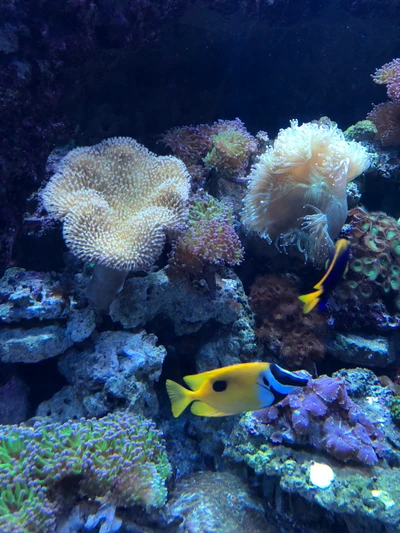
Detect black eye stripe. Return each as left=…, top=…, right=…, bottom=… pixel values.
left=213, top=380, right=227, bottom=392
left=263, top=376, right=269, bottom=386
left=270, top=364, right=308, bottom=387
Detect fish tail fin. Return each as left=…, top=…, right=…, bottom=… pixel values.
left=166, top=379, right=193, bottom=418
left=298, top=289, right=323, bottom=314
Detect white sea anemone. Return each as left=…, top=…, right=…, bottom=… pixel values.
left=242, top=120, right=370, bottom=264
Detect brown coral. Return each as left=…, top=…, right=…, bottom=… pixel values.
left=367, top=101, right=400, bottom=147
left=249, top=274, right=326, bottom=368
left=242, top=120, right=370, bottom=265
left=41, top=137, right=190, bottom=271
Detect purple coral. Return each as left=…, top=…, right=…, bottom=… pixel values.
left=372, top=58, right=400, bottom=101
left=160, top=118, right=256, bottom=189
left=257, top=375, right=388, bottom=465
left=169, top=191, right=244, bottom=277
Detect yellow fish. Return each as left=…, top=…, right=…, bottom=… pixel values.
left=299, top=238, right=350, bottom=314
left=166, top=362, right=308, bottom=418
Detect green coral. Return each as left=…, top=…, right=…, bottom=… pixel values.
left=335, top=208, right=400, bottom=325
left=344, top=120, right=378, bottom=141
left=0, top=413, right=171, bottom=532
left=390, top=396, right=400, bottom=425
left=169, top=191, right=244, bottom=276
left=203, top=118, right=257, bottom=177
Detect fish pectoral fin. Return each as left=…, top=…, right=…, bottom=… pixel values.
left=166, top=379, right=193, bottom=418
left=298, top=289, right=322, bottom=314
left=190, top=401, right=228, bottom=417
left=183, top=373, right=210, bottom=391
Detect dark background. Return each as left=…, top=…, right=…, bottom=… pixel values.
left=1, top=0, right=399, bottom=271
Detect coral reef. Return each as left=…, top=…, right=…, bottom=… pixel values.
left=249, top=274, right=326, bottom=368
left=372, top=58, right=400, bottom=101
left=160, top=118, right=256, bottom=189
left=254, top=374, right=388, bottom=465
left=0, top=412, right=171, bottom=532
left=224, top=369, right=399, bottom=533
left=242, top=119, right=370, bottom=264
left=37, top=331, right=167, bottom=420
left=41, top=137, right=190, bottom=272
left=333, top=207, right=400, bottom=329
left=168, top=191, right=244, bottom=280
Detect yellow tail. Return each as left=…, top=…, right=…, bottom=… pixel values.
left=166, top=379, right=193, bottom=418
left=298, top=289, right=323, bottom=314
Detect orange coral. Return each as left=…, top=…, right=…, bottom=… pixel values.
left=249, top=274, right=326, bottom=368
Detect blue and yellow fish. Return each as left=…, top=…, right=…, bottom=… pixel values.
left=166, top=362, right=308, bottom=417
left=299, top=238, right=350, bottom=314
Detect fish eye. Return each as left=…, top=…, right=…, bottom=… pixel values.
left=263, top=376, right=269, bottom=387
left=213, top=380, right=227, bottom=392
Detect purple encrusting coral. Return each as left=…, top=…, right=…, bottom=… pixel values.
left=256, top=375, right=388, bottom=465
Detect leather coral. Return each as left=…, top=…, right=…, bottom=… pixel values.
left=41, top=137, right=190, bottom=310
left=242, top=120, right=370, bottom=264
left=42, top=137, right=190, bottom=271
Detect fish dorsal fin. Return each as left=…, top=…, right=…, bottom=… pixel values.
left=183, top=373, right=210, bottom=391
left=191, top=401, right=227, bottom=417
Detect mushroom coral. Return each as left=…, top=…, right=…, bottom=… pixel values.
left=242, top=120, right=370, bottom=264
left=41, top=137, right=190, bottom=309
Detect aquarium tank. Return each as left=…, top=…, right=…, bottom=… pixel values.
left=1, top=0, right=400, bottom=532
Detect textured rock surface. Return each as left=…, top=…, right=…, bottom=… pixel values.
left=166, top=471, right=277, bottom=533
left=37, top=331, right=166, bottom=420
left=0, top=268, right=96, bottom=362
left=36, top=385, right=85, bottom=420
left=0, top=375, right=29, bottom=424
left=327, top=332, right=395, bottom=367
left=0, top=324, right=74, bottom=363
left=0, top=268, right=70, bottom=322
left=224, top=369, right=400, bottom=533
left=110, top=269, right=256, bottom=340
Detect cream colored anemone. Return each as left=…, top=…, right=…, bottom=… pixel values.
left=42, top=137, right=190, bottom=309
left=242, top=120, right=370, bottom=264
